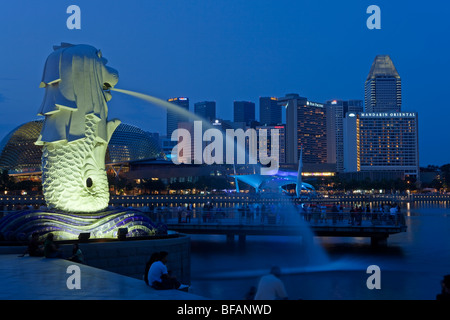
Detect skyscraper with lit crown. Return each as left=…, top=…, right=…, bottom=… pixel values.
left=365, top=55, right=402, bottom=113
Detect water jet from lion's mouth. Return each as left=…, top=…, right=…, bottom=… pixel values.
left=110, top=87, right=205, bottom=123
left=110, top=87, right=259, bottom=166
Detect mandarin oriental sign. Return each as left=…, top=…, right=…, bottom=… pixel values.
left=360, top=112, right=416, bottom=117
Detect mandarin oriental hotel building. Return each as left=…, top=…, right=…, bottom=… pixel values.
left=343, top=112, right=419, bottom=180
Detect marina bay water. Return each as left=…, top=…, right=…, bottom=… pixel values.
left=187, top=202, right=450, bottom=300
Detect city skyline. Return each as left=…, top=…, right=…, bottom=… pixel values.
left=0, top=1, right=449, bottom=166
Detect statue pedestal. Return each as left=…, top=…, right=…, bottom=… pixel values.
left=0, top=208, right=165, bottom=241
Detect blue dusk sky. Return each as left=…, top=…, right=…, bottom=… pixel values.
left=0, top=0, right=448, bottom=166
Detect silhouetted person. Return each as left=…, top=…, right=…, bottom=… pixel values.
left=356, top=206, right=363, bottom=225
left=350, top=206, right=356, bottom=225
left=147, top=251, right=189, bottom=290
left=437, top=274, right=450, bottom=301
left=20, top=232, right=44, bottom=257
left=144, top=252, right=161, bottom=286
left=254, top=266, right=288, bottom=300
left=67, top=243, right=85, bottom=264
left=43, top=233, right=62, bottom=258
left=331, top=204, right=338, bottom=224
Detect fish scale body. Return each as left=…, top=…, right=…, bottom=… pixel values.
left=41, top=116, right=110, bottom=213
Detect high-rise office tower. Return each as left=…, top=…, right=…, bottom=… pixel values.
left=194, top=101, right=216, bottom=122
left=326, top=99, right=363, bottom=172
left=233, top=101, right=255, bottom=125
left=259, top=97, right=281, bottom=126
left=278, top=94, right=327, bottom=165
left=167, top=97, right=190, bottom=137
left=365, top=55, right=402, bottom=113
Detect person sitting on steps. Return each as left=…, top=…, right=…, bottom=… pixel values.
left=147, top=251, right=189, bottom=291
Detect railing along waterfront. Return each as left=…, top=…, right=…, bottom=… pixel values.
left=0, top=192, right=449, bottom=211
left=141, top=204, right=406, bottom=228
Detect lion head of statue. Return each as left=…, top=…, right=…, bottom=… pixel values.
left=36, top=43, right=119, bottom=145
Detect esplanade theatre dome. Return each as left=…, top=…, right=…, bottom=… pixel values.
left=0, top=120, right=164, bottom=174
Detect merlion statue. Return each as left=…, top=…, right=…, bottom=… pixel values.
left=36, top=43, right=120, bottom=213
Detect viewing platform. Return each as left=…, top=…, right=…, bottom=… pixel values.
left=167, top=221, right=406, bottom=247
left=162, top=207, right=407, bottom=247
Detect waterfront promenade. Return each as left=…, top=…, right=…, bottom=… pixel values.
left=0, top=254, right=205, bottom=300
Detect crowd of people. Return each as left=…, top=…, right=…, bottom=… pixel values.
left=141, top=201, right=406, bottom=227
left=298, top=202, right=405, bottom=226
